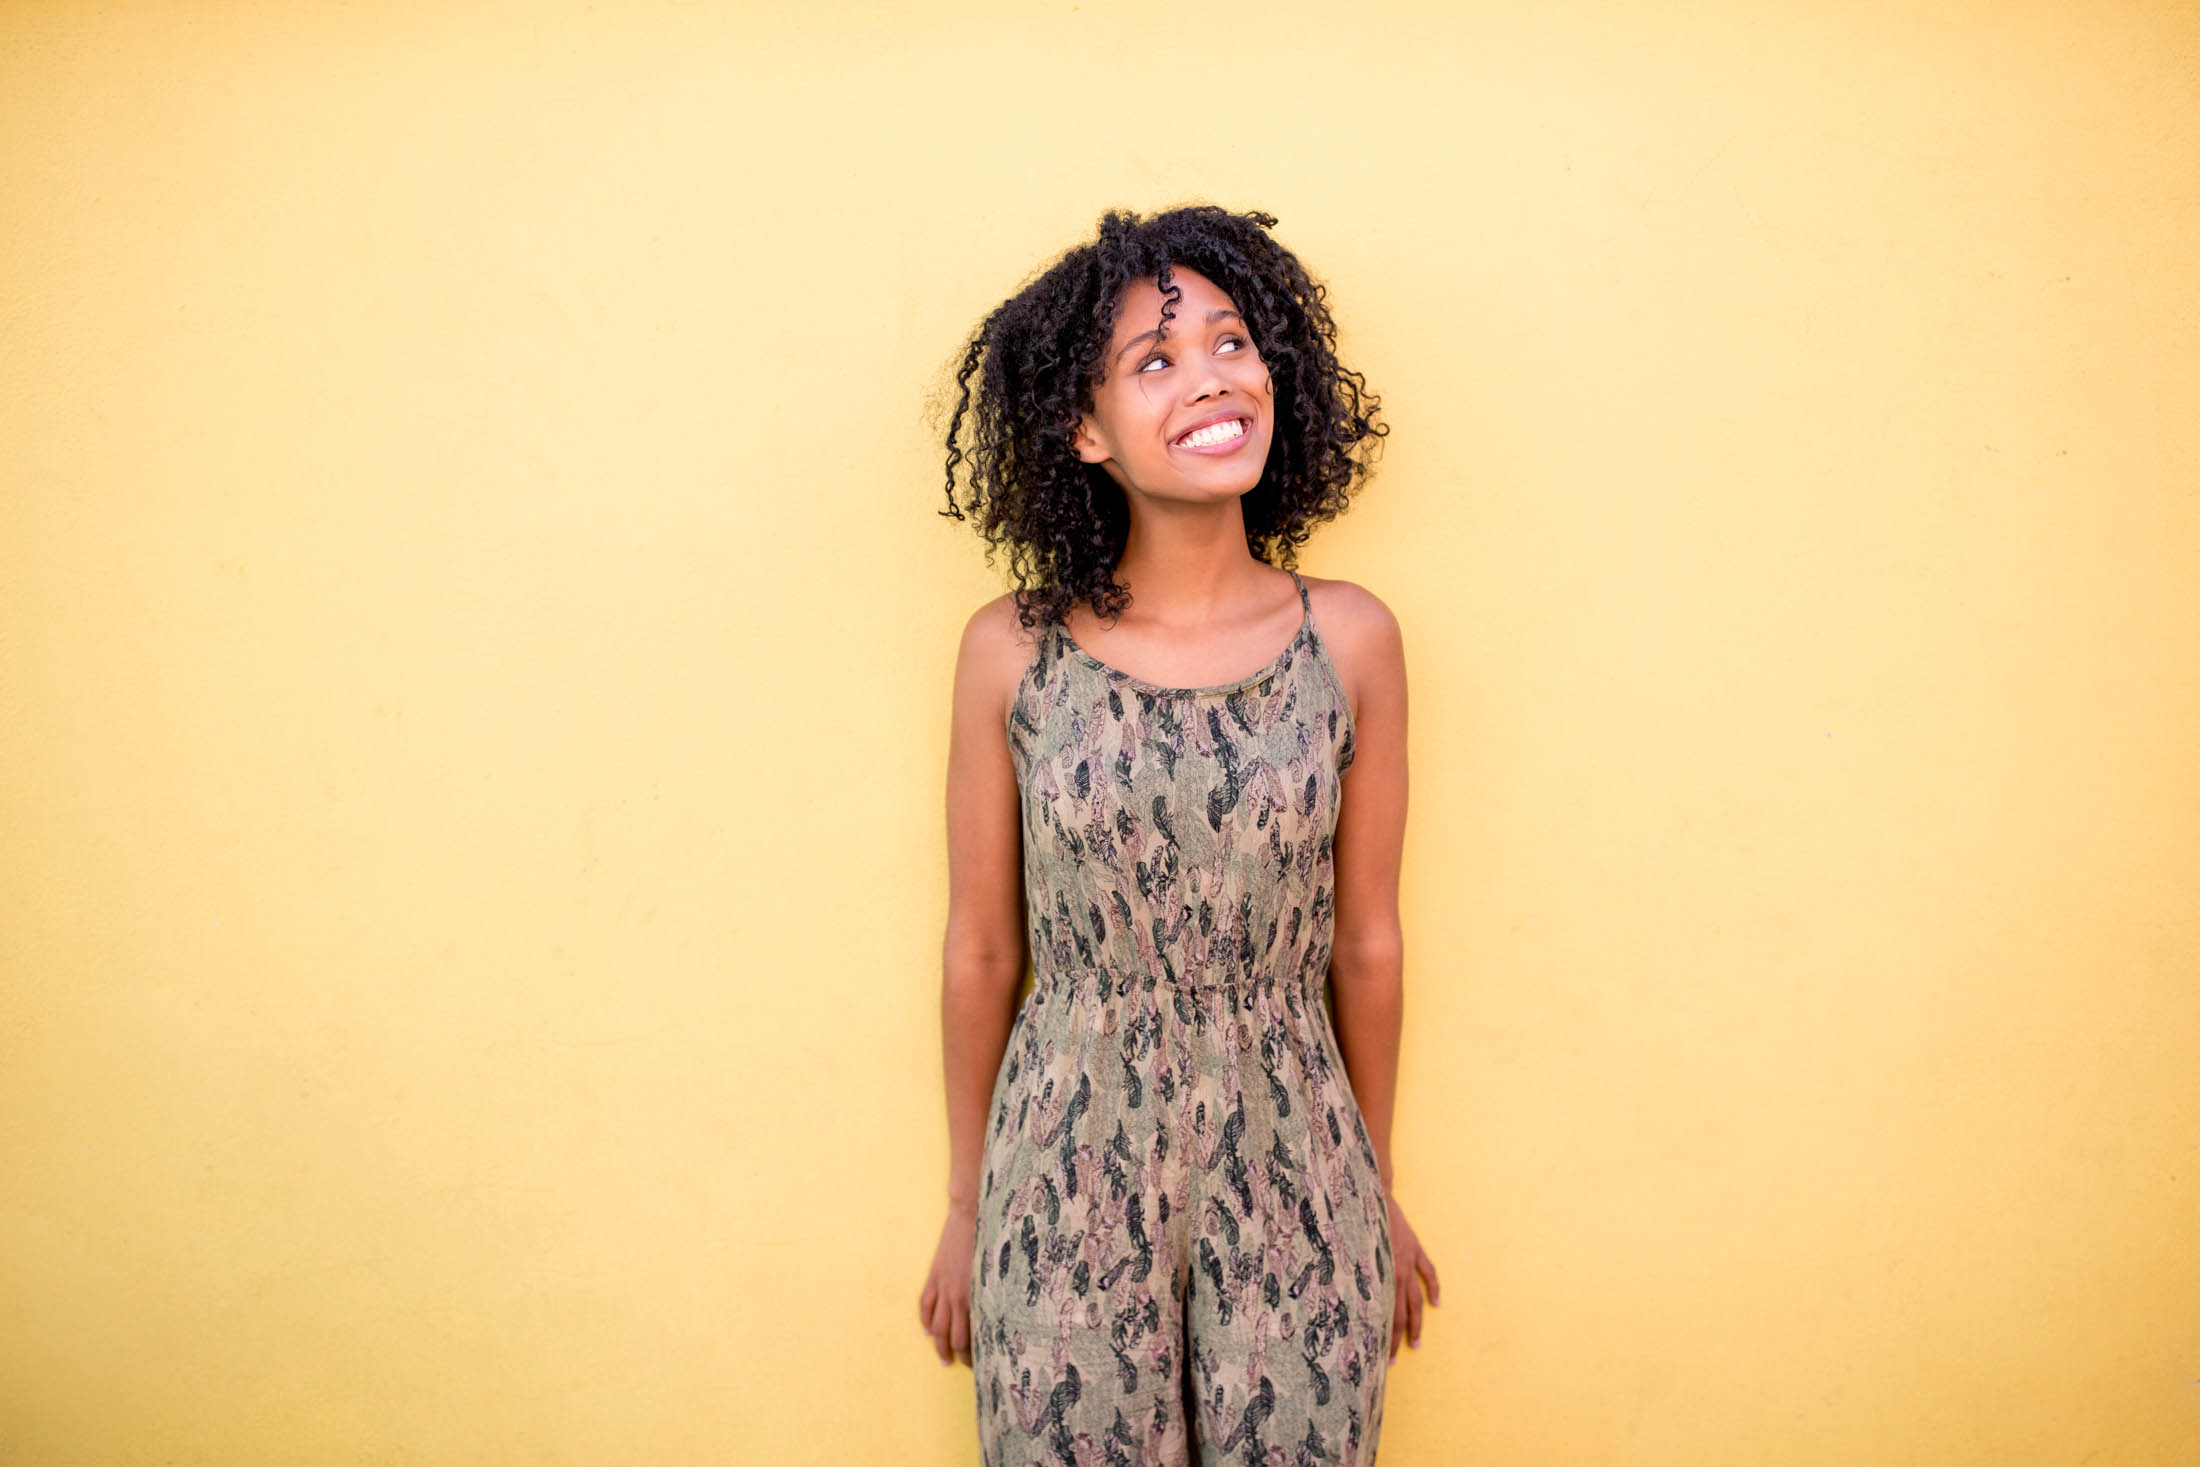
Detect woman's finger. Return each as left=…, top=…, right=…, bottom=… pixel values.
left=1418, top=1250, right=1442, bottom=1306
left=927, top=1292, right=951, bottom=1363
left=953, top=1299, right=972, bottom=1368
left=919, top=1278, right=936, bottom=1329
left=1406, top=1269, right=1424, bottom=1347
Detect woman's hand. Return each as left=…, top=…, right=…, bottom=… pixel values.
left=918, top=1203, right=978, bottom=1367
left=1386, top=1195, right=1441, bottom=1361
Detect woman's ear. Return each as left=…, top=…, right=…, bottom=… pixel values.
left=1071, top=412, right=1108, bottom=465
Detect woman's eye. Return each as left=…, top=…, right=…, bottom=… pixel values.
left=1136, top=336, right=1251, bottom=373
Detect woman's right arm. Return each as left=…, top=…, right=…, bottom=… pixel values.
left=918, top=594, right=1030, bottom=1367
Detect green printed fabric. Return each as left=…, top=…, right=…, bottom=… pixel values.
left=971, top=570, right=1394, bottom=1466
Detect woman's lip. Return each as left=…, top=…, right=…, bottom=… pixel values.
left=1172, top=414, right=1254, bottom=454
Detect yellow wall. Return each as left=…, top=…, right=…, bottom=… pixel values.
left=3, top=1, right=2194, bottom=1461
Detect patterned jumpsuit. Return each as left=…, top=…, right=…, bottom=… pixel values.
left=971, top=570, right=1394, bottom=1466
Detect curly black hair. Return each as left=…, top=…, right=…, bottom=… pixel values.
left=934, top=203, right=1387, bottom=630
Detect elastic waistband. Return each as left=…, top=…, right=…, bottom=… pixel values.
left=1029, top=962, right=1321, bottom=1001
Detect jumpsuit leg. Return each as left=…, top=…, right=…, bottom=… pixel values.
left=971, top=978, right=1196, bottom=1466
left=1177, top=982, right=1394, bottom=1466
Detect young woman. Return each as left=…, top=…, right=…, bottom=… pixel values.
left=918, top=204, right=1439, bottom=1465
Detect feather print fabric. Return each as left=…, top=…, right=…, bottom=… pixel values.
left=970, top=571, right=1392, bottom=1467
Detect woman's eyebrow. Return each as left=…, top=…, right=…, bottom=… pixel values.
left=1113, top=308, right=1246, bottom=364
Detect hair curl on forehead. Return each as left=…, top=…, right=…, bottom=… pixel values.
left=935, top=203, right=1387, bottom=630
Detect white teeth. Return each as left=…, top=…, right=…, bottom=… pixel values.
left=1178, top=418, right=1245, bottom=448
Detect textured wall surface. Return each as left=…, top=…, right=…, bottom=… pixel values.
left=3, top=1, right=2195, bottom=1462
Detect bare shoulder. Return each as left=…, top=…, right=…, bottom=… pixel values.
left=961, top=590, right=1045, bottom=666
left=956, top=591, right=1045, bottom=726
left=1300, top=574, right=1405, bottom=684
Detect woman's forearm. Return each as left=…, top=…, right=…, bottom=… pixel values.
left=1328, top=935, right=1405, bottom=1190
left=941, top=948, right=1025, bottom=1214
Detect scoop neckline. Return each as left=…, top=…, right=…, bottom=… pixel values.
left=1056, top=573, right=1311, bottom=697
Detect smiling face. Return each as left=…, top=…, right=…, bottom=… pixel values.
left=1071, top=265, right=1275, bottom=504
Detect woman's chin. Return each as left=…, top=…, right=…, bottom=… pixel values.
left=1176, top=454, right=1272, bottom=498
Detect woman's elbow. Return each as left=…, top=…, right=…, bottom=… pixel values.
left=1329, top=927, right=1404, bottom=987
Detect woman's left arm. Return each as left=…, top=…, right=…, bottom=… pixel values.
left=1323, top=582, right=1443, bottom=1360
